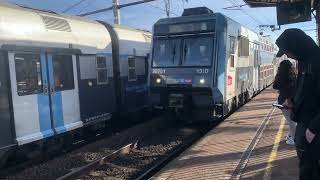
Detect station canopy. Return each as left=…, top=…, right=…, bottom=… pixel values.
left=244, top=0, right=312, bottom=7
left=244, top=0, right=314, bottom=25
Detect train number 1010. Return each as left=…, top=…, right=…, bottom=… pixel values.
left=196, top=68, right=209, bottom=74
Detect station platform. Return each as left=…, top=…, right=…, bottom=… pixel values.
left=151, top=87, right=299, bottom=180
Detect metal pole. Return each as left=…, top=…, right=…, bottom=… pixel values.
left=316, top=0, right=320, bottom=45
left=113, top=0, right=121, bottom=24
left=164, top=0, right=170, bottom=17
left=79, top=0, right=156, bottom=16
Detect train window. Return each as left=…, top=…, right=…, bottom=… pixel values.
left=79, top=55, right=97, bottom=80
left=254, top=50, right=259, bottom=67
left=15, top=53, right=43, bottom=96
left=230, top=55, right=235, bottom=68
left=238, top=36, right=249, bottom=57
left=128, top=57, right=137, bottom=81
left=96, top=56, right=108, bottom=84
left=153, top=39, right=181, bottom=67
left=52, top=55, right=74, bottom=91
left=230, top=36, right=236, bottom=55
left=183, top=37, right=213, bottom=66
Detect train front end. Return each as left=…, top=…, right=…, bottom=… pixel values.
left=150, top=8, right=224, bottom=121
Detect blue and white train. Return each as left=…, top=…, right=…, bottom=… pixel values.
left=149, top=7, right=280, bottom=121
left=0, top=3, right=151, bottom=165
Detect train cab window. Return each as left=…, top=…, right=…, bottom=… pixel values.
left=230, top=55, right=235, bottom=68
left=96, top=56, right=108, bottom=84
left=52, top=55, right=74, bottom=91
left=153, top=39, right=181, bottom=67
left=238, top=36, right=249, bottom=57
left=15, top=53, right=43, bottom=96
left=230, top=36, right=236, bottom=55
left=128, top=57, right=137, bottom=81
left=183, top=37, right=213, bottom=66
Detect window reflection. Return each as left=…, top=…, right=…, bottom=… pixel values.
left=152, top=39, right=181, bottom=67
left=183, top=37, right=213, bottom=66
left=15, top=54, right=43, bottom=96
left=53, top=55, right=74, bottom=91
left=96, top=56, right=108, bottom=84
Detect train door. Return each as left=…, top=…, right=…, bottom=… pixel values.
left=125, top=56, right=149, bottom=112
left=226, top=36, right=236, bottom=102
left=9, top=52, right=54, bottom=145
left=9, top=52, right=81, bottom=145
left=47, top=54, right=81, bottom=134
left=77, top=55, right=115, bottom=125
left=0, top=51, right=16, bottom=150
left=253, top=46, right=260, bottom=93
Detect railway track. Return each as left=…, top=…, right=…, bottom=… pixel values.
left=3, top=95, right=260, bottom=180
left=3, top=111, right=225, bottom=180
left=54, top=122, right=218, bottom=180
left=135, top=126, right=212, bottom=180
left=43, top=96, right=257, bottom=180
left=2, top=115, right=175, bottom=179
left=57, top=142, right=138, bottom=180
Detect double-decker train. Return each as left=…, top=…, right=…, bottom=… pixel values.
left=0, top=3, right=282, bottom=167
left=0, top=3, right=151, bottom=165
left=150, top=7, right=281, bottom=121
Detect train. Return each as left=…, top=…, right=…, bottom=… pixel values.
left=149, top=7, right=281, bottom=121
left=0, top=3, right=151, bottom=166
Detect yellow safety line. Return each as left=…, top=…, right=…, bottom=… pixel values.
left=263, top=117, right=286, bottom=180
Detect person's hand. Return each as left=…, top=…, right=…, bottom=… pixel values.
left=282, top=99, right=294, bottom=109
left=306, top=129, right=316, bottom=143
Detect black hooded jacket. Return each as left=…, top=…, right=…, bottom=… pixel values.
left=276, top=29, right=320, bottom=135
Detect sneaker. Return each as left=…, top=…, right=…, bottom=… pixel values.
left=286, top=137, right=295, bottom=145
left=285, top=134, right=291, bottom=141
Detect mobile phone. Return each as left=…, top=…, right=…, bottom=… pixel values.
left=272, top=103, right=284, bottom=108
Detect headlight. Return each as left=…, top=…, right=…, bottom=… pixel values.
left=193, top=76, right=210, bottom=87
left=156, top=78, right=162, bottom=84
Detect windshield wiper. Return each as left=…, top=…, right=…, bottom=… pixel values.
left=172, top=45, right=176, bottom=64
left=183, top=44, right=188, bottom=64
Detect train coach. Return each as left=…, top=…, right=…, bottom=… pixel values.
left=0, top=3, right=151, bottom=165
left=149, top=7, right=280, bottom=121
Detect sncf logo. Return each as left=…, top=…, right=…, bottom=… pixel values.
left=228, top=75, right=233, bottom=86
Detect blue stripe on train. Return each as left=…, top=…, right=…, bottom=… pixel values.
left=38, top=54, right=54, bottom=138
left=37, top=94, right=54, bottom=138
left=47, top=55, right=66, bottom=134
left=52, top=91, right=66, bottom=134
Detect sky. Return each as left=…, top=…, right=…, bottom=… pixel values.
left=0, top=0, right=317, bottom=42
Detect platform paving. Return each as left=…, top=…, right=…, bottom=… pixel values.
left=151, top=87, right=299, bottom=180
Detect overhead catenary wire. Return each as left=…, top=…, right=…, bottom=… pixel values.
left=77, top=0, right=99, bottom=14
left=145, top=2, right=179, bottom=16
left=79, top=0, right=157, bottom=16
left=63, top=0, right=88, bottom=13
left=227, top=0, right=281, bottom=36
left=227, top=0, right=264, bottom=25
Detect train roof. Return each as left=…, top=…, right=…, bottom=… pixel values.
left=0, top=2, right=112, bottom=54
left=113, top=25, right=152, bottom=56
left=154, top=7, right=276, bottom=48
left=154, top=13, right=218, bottom=26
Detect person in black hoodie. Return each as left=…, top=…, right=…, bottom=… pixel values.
left=276, top=28, right=320, bottom=180
left=273, top=60, right=297, bottom=145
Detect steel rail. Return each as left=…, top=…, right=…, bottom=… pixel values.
left=135, top=123, right=217, bottom=180
left=57, top=142, right=137, bottom=180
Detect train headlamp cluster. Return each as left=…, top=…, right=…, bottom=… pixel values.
left=156, top=78, right=162, bottom=84
left=154, top=76, right=209, bottom=87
